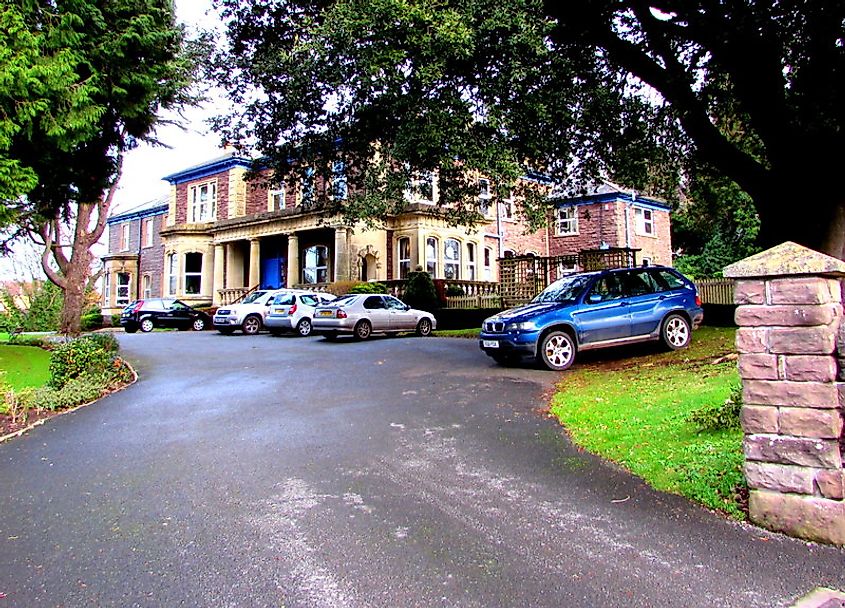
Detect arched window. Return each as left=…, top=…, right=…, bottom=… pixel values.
left=184, top=253, right=203, bottom=294
left=425, top=237, right=438, bottom=276
left=302, top=245, right=328, bottom=284
left=397, top=237, right=411, bottom=279
left=444, top=238, right=460, bottom=280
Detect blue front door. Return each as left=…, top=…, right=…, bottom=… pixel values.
left=261, top=256, right=284, bottom=289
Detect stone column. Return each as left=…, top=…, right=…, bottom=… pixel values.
left=249, top=238, right=261, bottom=288
left=287, top=234, right=299, bottom=287
left=724, top=241, right=845, bottom=545
left=213, top=244, right=225, bottom=306
left=334, top=227, right=351, bottom=282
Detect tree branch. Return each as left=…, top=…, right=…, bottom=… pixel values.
left=39, top=224, right=66, bottom=290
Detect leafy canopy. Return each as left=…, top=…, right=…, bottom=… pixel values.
left=1, top=0, right=197, bottom=229
left=211, top=0, right=844, bottom=255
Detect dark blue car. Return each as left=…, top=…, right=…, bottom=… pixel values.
left=479, top=266, right=704, bottom=371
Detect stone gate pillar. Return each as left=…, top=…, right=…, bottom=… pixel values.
left=724, top=241, right=845, bottom=544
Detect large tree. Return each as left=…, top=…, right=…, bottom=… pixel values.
left=1, top=1, right=197, bottom=334
left=210, top=0, right=844, bottom=256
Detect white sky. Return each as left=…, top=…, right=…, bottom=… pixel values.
left=112, top=0, right=224, bottom=213
left=2, top=1, right=223, bottom=281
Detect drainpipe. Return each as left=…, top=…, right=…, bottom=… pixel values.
left=136, top=214, right=143, bottom=300
left=496, top=196, right=504, bottom=259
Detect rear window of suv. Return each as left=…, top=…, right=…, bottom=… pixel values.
left=656, top=270, right=686, bottom=290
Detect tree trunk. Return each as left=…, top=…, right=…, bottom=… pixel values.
left=754, top=171, right=845, bottom=261
left=58, top=238, right=95, bottom=336
left=60, top=273, right=86, bottom=336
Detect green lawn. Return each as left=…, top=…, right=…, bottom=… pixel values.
left=549, top=326, right=745, bottom=518
left=433, top=328, right=481, bottom=339
left=0, top=344, right=52, bottom=391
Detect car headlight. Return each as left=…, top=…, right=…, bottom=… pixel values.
left=506, top=321, right=537, bottom=331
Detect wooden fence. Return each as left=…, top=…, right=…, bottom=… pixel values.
left=694, top=278, right=735, bottom=305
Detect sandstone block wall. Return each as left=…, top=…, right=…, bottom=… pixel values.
left=726, top=243, right=845, bottom=545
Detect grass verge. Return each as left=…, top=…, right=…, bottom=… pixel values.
left=0, top=345, right=52, bottom=391
left=548, top=326, right=746, bottom=519
left=434, top=328, right=480, bottom=339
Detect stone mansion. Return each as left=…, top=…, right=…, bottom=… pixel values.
left=101, top=150, right=672, bottom=316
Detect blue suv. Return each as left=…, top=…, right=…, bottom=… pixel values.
left=479, top=266, right=704, bottom=371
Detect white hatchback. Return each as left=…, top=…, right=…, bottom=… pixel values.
left=213, top=289, right=287, bottom=335
left=265, top=291, right=336, bottom=337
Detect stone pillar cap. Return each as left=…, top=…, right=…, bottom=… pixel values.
left=723, top=241, right=845, bottom=278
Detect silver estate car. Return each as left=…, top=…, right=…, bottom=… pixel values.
left=312, top=293, right=436, bottom=340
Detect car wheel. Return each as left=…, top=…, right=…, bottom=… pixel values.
left=140, top=318, right=154, bottom=333
left=217, top=328, right=235, bottom=335
left=124, top=325, right=138, bottom=334
left=354, top=320, right=372, bottom=340
left=416, top=318, right=433, bottom=337
left=662, top=314, right=691, bottom=350
left=296, top=318, right=313, bottom=337
left=537, top=330, right=576, bottom=371
left=192, top=318, right=206, bottom=331
left=242, top=315, right=262, bottom=335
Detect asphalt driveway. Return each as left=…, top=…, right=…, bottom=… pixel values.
left=1, top=331, right=843, bottom=607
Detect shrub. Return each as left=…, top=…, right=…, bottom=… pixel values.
left=83, top=332, right=120, bottom=353
left=0, top=281, right=63, bottom=332
left=403, top=270, right=439, bottom=311
left=325, top=280, right=359, bottom=296
left=445, top=285, right=465, bottom=297
left=688, top=383, right=743, bottom=432
left=81, top=310, right=104, bottom=331
left=19, top=362, right=133, bottom=412
left=348, top=282, right=387, bottom=294
left=49, top=336, right=113, bottom=388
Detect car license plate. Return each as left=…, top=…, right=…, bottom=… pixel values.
left=273, top=308, right=288, bottom=316
left=318, top=310, right=333, bottom=317
left=482, top=340, right=499, bottom=348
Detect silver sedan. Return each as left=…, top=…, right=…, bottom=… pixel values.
left=312, top=293, right=436, bottom=340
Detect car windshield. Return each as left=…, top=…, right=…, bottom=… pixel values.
left=242, top=291, right=268, bottom=304
left=532, top=274, right=592, bottom=304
